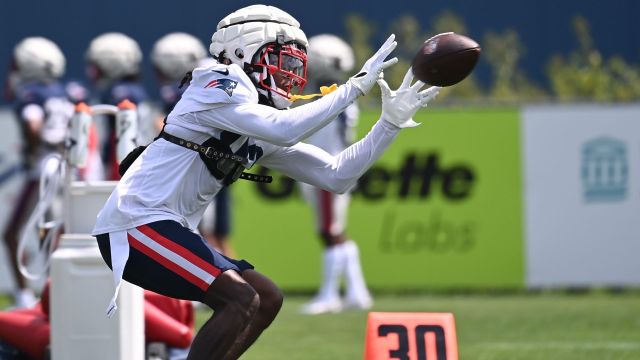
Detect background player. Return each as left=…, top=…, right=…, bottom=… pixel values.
left=151, top=32, right=236, bottom=257
left=85, top=32, right=151, bottom=180
left=299, top=34, right=372, bottom=315
left=3, top=37, right=77, bottom=308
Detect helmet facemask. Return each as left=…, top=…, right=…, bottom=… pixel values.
left=251, top=42, right=307, bottom=108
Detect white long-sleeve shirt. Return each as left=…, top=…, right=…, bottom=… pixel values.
left=92, top=62, right=399, bottom=236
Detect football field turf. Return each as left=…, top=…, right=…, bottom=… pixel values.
left=196, top=292, right=640, bottom=360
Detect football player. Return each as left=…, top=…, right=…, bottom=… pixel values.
left=299, top=34, right=372, bottom=315
left=151, top=32, right=236, bottom=258
left=4, top=37, right=75, bottom=308
left=92, top=5, right=440, bottom=359
left=85, top=32, right=150, bottom=179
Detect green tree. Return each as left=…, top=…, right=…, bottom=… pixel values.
left=547, top=15, right=640, bottom=102
left=345, top=14, right=374, bottom=69
left=386, top=15, right=424, bottom=89
left=345, top=14, right=380, bottom=106
left=484, top=30, right=546, bottom=103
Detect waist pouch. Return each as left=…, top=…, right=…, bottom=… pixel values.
left=119, top=131, right=271, bottom=186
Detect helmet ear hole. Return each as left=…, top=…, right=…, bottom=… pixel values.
left=235, top=48, right=244, bottom=59
left=217, top=51, right=232, bottom=65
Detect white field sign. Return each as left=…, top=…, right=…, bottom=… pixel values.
left=523, top=104, right=640, bottom=287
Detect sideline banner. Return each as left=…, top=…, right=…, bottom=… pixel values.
left=231, top=108, right=524, bottom=290
left=523, top=105, right=640, bottom=287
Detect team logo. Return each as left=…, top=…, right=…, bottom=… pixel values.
left=581, top=136, right=628, bottom=202
left=204, top=78, right=238, bottom=97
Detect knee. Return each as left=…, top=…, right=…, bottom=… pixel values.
left=229, top=282, right=260, bottom=321
left=204, top=272, right=260, bottom=321
left=320, top=232, right=344, bottom=247
left=258, top=285, right=283, bottom=319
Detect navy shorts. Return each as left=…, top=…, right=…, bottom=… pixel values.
left=96, top=220, right=254, bottom=302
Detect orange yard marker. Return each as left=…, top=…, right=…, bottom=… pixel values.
left=364, top=312, right=458, bottom=360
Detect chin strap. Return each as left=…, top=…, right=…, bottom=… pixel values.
left=289, top=83, right=338, bottom=102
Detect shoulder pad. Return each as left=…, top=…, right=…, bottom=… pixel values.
left=171, top=63, right=258, bottom=115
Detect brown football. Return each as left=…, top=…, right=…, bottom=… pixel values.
left=411, top=32, right=481, bottom=86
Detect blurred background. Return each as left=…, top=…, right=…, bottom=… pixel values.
left=1, top=1, right=640, bottom=359
left=2, top=0, right=640, bottom=103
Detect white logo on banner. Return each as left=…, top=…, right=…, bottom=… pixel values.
left=581, top=137, right=628, bottom=203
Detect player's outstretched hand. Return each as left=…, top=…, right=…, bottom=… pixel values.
left=348, top=34, right=398, bottom=95
left=377, top=68, right=440, bottom=128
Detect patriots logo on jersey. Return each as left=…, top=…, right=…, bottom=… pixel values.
left=204, top=78, right=238, bottom=97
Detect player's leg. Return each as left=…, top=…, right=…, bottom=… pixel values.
left=333, top=193, right=372, bottom=310
left=300, top=185, right=345, bottom=314
left=342, top=238, right=372, bottom=309
left=222, top=269, right=283, bottom=359
left=3, top=179, right=39, bottom=308
left=212, top=187, right=235, bottom=258
left=190, top=270, right=259, bottom=360
left=96, top=220, right=260, bottom=359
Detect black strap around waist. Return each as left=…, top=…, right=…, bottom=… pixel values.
left=160, top=131, right=247, bottom=163
left=159, top=131, right=272, bottom=184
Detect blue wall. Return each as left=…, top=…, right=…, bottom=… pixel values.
left=1, top=0, right=638, bottom=103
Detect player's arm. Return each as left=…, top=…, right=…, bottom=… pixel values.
left=195, top=35, right=399, bottom=147
left=202, top=83, right=359, bottom=146
left=258, top=69, right=441, bottom=194
left=258, top=119, right=399, bottom=193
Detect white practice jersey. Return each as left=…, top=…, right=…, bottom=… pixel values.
left=92, top=62, right=400, bottom=235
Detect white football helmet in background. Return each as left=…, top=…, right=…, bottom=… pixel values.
left=86, top=32, right=142, bottom=81
left=210, top=4, right=309, bottom=109
left=13, top=37, right=66, bottom=82
left=151, top=32, right=207, bottom=82
left=307, top=34, right=355, bottom=84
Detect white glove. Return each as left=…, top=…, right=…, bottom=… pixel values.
left=348, top=34, right=398, bottom=95
left=377, top=68, right=441, bottom=128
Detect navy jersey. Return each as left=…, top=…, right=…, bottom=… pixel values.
left=14, top=81, right=76, bottom=147
left=12, top=81, right=81, bottom=175
left=14, top=81, right=67, bottom=111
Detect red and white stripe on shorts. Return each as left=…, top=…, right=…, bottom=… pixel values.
left=127, top=225, right=221, bottom=291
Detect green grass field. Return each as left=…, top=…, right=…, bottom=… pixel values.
left=4, top=288, right=636, bottom=359
left=195, top=292, right=640, bottom=360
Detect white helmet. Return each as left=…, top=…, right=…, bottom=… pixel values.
left=86, top=32, right=142, bottom=80
left=210, top=5, right=309, bottom=108
left=151, top=32, right=207, bottom=81
left=13, top=37, right=66, bottom=82
left=307, top=34, right=355, bottom=83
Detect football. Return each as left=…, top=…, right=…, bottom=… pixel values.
left=411, top=32, right=481, bottom=87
